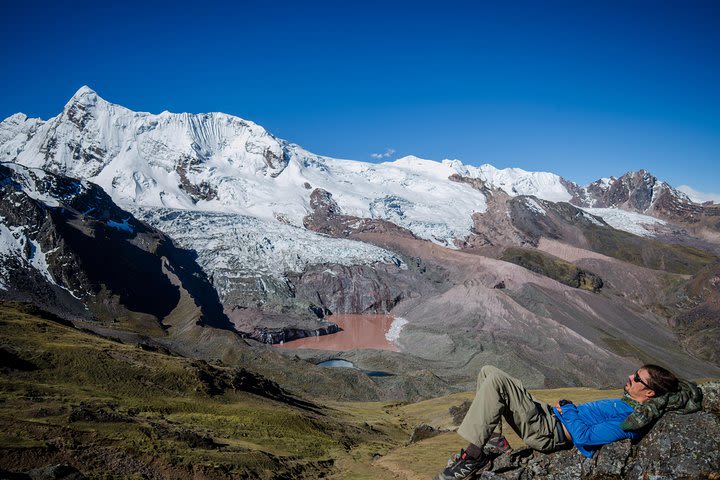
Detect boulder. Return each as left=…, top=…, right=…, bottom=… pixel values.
left=408, top=424, right=446, bottom=444
left=478, top=383, right=720, bottom=479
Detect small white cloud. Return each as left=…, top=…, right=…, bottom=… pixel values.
left=677, top=185, right=720, bottom=204
left=370, top=148, right=396, bottom=160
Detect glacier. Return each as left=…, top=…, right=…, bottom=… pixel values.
left=0, top=85, right=689, bottom=288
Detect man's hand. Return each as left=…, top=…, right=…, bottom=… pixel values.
left=554, top=399, right=572, bottom=414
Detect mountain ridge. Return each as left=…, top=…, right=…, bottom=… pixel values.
left=3, top=87, right=709, bottom=219
left=2, top=86, right=719, bottom=395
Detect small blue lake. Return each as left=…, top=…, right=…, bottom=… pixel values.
left=317, top=359, right=393, bottom=377
left=318, top=359, right=355, bottom=368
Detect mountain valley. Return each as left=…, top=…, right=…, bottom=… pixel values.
left=1, top=86, right=720, bottom=476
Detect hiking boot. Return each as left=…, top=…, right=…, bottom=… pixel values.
left=434, top=449, right=489, bottom=480
left=486, top=434, right=512, bottom=454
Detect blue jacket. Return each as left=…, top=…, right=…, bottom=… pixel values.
left=553, top=399, right=640, bottom=458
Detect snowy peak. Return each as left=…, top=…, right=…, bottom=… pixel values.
left=3, top=87, right=291, bottom=210
left=64, top=85, right=101, bottom=109
left=576, top=169, right=690, bottom=212
left=445, top=161, right=575, bottom=203
left=2, top=86, right=714, bottom=248
left=59, top=85, right=126, bottom=134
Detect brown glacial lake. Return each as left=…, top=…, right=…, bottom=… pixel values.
left=275, top=314, right=400, bottom=351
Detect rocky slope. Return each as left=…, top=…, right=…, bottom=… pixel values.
left=568, top=169, right=720, bottom=241
left=0, top=162, right=229, bottom=334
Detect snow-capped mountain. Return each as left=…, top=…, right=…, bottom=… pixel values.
left=4, top=87, right=718, bottom=301
left=2, top=88, right=705, bottom=222
left=2, top=87, right=489, bottom=242
left=3, top=87, right=719, bottom=389
left=4, top=87, right=718, bottom=264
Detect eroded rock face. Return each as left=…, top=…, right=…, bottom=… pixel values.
left=224, top=302, right=338, bottom=344
left=480, top=383, right=720, bottom=479
left=251, top=322, right=340, bottom=344
left=287, top=263, right=406, bottom=314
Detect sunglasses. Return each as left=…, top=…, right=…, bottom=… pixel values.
left=633, top=370, right=652, bottom=390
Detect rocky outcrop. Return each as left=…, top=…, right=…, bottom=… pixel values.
left=567, top=170, right=720, bottom=240
left=459, top=189, right=530, bottom=250
left=479, top=383, right=720, bottom=479
left=175, top=154, right=218, bottom=203
left=224, top=301, right=338, bottom=344
left=584, top=170, right=659, bottom=211
left=408, top=423, right=447, bottom=444
left=304, top=188, right=417, bottom=239
left=651, top=187, right=720, bottom=239
left=250, top=322, right=340, bottom=344
left=287, top=263, right=406, bottom=314
left=448, top=173, right=490, bottom=193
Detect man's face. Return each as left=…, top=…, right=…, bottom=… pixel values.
left=624, top=368, right=656, bottom=402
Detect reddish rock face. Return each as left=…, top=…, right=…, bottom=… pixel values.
left=275, top=314, right=399, bottom=351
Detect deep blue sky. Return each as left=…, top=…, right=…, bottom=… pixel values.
left=2, top=0, right=719, bottom=195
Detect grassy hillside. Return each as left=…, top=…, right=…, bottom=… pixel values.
left=0, top=302, right=406, bottom=478
left=583, top=224, right=717, bottom=275
left=0, top=301, right=637, bottom=479
left=500, top=247, right=603, bottom=291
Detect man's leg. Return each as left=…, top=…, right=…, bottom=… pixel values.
left=457, top=365, right=558, bottom=452
left=435, top=366, right=559, bottom=480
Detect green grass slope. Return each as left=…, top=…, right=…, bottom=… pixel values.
left=500, top=247, right=603, bottom=291
left=0, top=302, right=407, bottom=479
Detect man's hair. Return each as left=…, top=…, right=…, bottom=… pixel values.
left=642, top=364, right=679, bottom=396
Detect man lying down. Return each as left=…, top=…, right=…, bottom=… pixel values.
left=435, top=364, right=703, bottom=480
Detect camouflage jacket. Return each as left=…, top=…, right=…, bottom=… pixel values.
left=620, top=379, right=703, bottom=431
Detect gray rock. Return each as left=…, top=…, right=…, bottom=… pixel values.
left=701, top=381, right=720, bottom=414
left=408, top=424, right=446, bottom=444
left=27, top=464, right=86, bottom=480
left=629, top=410, right=719, bottom=479
left=450, top=399, right=472, bottom=426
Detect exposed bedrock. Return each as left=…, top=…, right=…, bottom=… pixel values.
left=288, top=262, right=418, bottom=314
left=251, top=323, right=340, bottom=344
left=303, top=187, right=418, bottom=239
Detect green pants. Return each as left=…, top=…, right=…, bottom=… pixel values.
left=457, top=365, right=569, bottom=453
